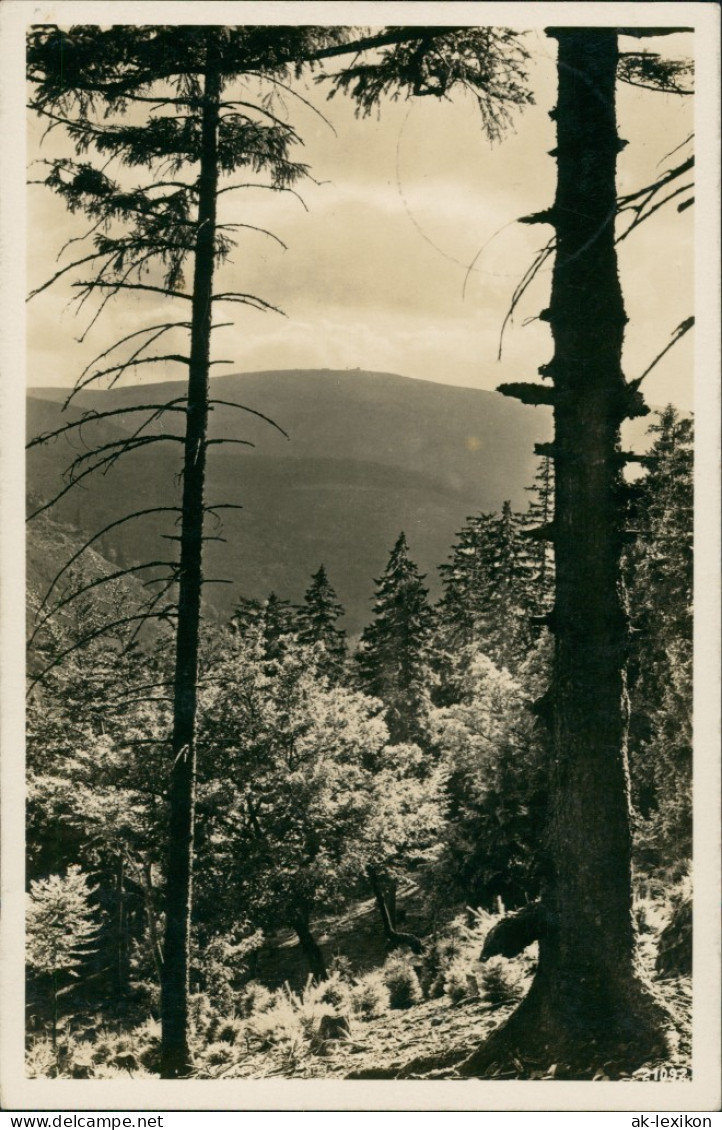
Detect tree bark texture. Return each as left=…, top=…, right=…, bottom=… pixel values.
left=160, top=40, right=221, bottom=1080
left=463, top=29, right=668, bottom=1075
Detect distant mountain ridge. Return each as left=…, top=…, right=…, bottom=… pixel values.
left=27, top=367, right=563, bottom=634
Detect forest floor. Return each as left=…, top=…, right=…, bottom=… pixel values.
left=203, top=884, right=693, bottom=1081
left=214, top=972, right=692, bottom=1081
left=26, top=885, right=693, bottom=1083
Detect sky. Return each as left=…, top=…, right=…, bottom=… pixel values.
left=26, top=26, right=695, bottom=411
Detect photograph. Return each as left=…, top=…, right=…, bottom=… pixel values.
left=1, top=0, right=720, bottom=1113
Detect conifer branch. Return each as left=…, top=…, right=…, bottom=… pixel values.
left=27, top=250, right=116, bottom=300
left=216, top=183, right=309, bottom=211
left=74, top=322, right=191, bottom=389
left=216, top=222, right=288, bottom=249
left=68, top=326, right=181, bottom=404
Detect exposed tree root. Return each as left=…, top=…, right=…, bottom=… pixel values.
left=456, top=973, right=672, bottom=1079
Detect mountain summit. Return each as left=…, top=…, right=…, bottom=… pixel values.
left=29, top=368, right=552, bottom=633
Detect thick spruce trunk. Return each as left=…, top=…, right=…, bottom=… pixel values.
left=461, top=29, right=668, bottom=1076
left=293, top=916, right=328, bottom=983
left=160, top=41, right=221, bottom=1080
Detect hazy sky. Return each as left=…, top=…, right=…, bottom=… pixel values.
left=26, top=27, right=695, bottom=410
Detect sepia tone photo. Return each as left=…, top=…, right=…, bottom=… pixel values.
left=1, top=0, right=720, bottom=1112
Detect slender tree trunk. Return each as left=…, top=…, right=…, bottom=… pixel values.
left=386, top=877, right=397, bottom=930
left=367, top=867, right=424, bottom=954
left=160, top=38, right=221, bottom=1080
left=293, top=916, right=328, bottom=983
left=51, top=971, right=58, bottom=1050
left=114, top=854, right=129, bottom=996
left=368, top=866, right=395, bottom=939
left=462, top=29, right=668, bottom=1076
left=141, top=861, right=164, bottom=987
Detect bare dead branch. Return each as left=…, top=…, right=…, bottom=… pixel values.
left=208, top=399, right=290, bottom=439
left=71, top=280, right=193, bottom=300
left=69, top=327, right=188, bottom=404
left=124, top=579, right=178, bottom=651
left=498, top=239, right=555, bottom=360
left=74, top=321, right=191, bottom=388
left=28, top=250, right=116, bottom=300
left=617, top=156, right=693, bottom=206
left=617, top=182, right=693, bottom=242
left=633, top=316, right=695, bottom=386
left=211, top=292, right=286, bottom=315
left=28, top=403, right=188, bottom=451
left=79, top=353, right=191, bottom=390
left=64, top=433, right=185, bottom=479
left=28, top=437, right=182, bottom=521
left=204, top=438, right=255, bottom=450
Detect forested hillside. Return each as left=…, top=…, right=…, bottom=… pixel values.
left=29, top=370, right=554, bottom=634
left=26, top=408, right=693, bottom=1080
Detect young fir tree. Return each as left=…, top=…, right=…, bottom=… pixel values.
left=230, top=596, right=265, bottom=637
left=295, top=564, right=347, bottom=681
left=356, top=533, right=435, bottom=745
left=523, top=455, right=556, bottom=612
left=27, top=866, right=101, bottom=1046
left=438, top=502, right=535, bottom=675
left=259, top=592, right=295, bottom=663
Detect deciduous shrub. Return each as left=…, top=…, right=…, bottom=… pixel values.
left=382, top=953, right=423, bottom=1010
left=350, top=972, right=390, bottom=1020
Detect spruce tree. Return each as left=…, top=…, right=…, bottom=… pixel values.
left=438, top=502, right=534, bottom=673
left=260, top=592, right=295, bottom=663
left=26, top=866, right=101, bottom=1045
left=626, top=407, right=693, bottom=872
left=230, top=596, right=264, bottom=638
left=523, top=455, right=556, bottom=611
left=295, top=565, right=347, bottom=681
left=356, top=533, right=434, bottom=744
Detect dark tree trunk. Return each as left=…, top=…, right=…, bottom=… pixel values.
left=293, top=916, right=328, bottom=983
left=141, top=861, right=164, bottom=986
left=386, top=877, right=397, bottom=930
left=113, top=854, right=130, bottom=996
left=367, top=867, right=424, bottom=955
left=462, top=29, right=668, bottom=1077
left=160, top=39, right=221, bottom=1080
